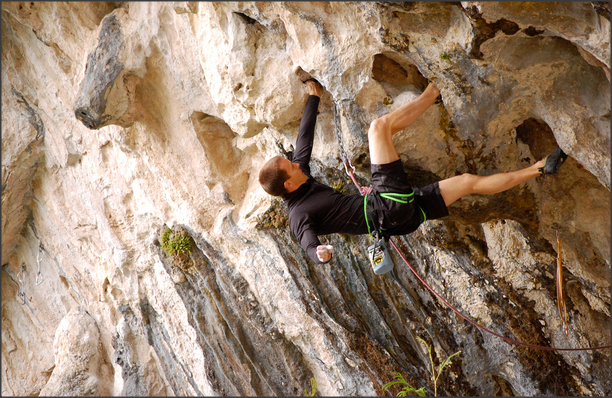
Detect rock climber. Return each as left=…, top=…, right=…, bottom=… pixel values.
left=258, top=78, right=567, bottom=265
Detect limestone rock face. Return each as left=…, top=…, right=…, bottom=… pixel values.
left=2, top=2, right=610, bottom=396
left=39, top=306, right=113, bottom=396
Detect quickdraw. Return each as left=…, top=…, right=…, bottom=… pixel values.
left=16, top=263, right=27, bottom=305
left=342, top=157, right=372, bottom=196
left=342, top=158, right=610, bottom=352
left=36, top=243, right=44, bottom=286
left=14, top=242, right=46, bottom=305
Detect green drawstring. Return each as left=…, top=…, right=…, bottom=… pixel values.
left=379, top=191, right=415, bottom=204
left=364, top=195, right=372, bottom=236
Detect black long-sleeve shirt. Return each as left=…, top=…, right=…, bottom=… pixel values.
left=283, top=96, right=368, bottom=264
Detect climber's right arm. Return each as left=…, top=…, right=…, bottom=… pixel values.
left=301, top=228, right=332, bottom=265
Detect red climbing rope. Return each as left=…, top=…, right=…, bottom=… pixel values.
left=388, top=238, right=610, bottom=352
left=343, top=157, right=610, bottom=352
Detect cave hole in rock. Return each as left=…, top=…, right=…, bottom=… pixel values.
left=464, top=6, right=521, bottom=59
left=233, top=11, right=259, bottom=26
left=515, top=118, right=559, bottom=161
left=371, top=53, right=429, bottom=99
left=523, top=26, right=545, bottom=37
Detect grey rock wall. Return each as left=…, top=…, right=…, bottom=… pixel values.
left=2, top=2, right=610, bottom=396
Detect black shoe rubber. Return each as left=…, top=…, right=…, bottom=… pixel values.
left=538, top=147, right=568, bottom=175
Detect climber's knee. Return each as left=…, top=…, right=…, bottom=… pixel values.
left=368, top=116, right=399, bottom=165
left=368, top=116, right=391, bottom=141
left=438, top=173, right=479, bottom=206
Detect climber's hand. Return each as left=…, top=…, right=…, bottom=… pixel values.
left=306, top=80, right=323, bottom=97
left=316, top=245, right=333, bottom=262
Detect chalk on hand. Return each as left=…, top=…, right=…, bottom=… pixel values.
left=325, top=245, right=334, bottom=252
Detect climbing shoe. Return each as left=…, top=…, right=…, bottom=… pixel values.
left=538, top=147, right=568, bottom=175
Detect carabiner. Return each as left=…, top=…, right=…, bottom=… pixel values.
left=342, top=157, right=355, bottom=176
left=16, top=263, right=27, bottom=305
left=36, top=245, right=44, bottom=285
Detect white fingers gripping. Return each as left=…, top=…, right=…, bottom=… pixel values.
left=316, top=245, right=334, bottom=262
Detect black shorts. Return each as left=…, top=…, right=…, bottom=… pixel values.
left=369, top=159, right=449, bottom=234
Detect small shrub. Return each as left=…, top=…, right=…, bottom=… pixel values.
left=304, top=377, right=317, bottom=396
left=160, top=227, right=192, bottom=256
left=256, top=199, right=288, bottom=229
left=331, top=179, right=346, bottom=194
left=383, top=96, right=394, bottom=105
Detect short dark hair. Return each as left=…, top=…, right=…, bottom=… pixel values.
left=259, top=156, right=289, bottom=196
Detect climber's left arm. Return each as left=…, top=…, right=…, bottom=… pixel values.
left=291, top=90, right=321, bottom=176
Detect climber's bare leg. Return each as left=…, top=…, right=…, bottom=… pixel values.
left=368, top=82, right=440, bottom=165
left=438, top=160, right=545, bottom=206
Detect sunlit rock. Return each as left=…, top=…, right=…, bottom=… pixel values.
left=2, top=2, right=609, bottom=396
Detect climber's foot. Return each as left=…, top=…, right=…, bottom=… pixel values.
left=538, top=147, right=568, bottom=175
left=425, top=81, right=439, bottom=97
left=423, top=81, right=441, bottom=105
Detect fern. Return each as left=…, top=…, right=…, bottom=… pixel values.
left=417, top=337, right=461, bottom=397
left=382, top=372, right=426, bottom=397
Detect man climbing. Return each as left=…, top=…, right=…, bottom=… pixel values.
left=258, top=79, right=567, bottom=265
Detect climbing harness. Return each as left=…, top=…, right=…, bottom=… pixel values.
left=342, top=159, right=610, bottom=352
left=16, top=263, right=27, bottom=305
left=344, top=157, right=427, bottom=275
left=345, top=156, right=392, bottom=273
left=556, top=231, right=568, bottom=336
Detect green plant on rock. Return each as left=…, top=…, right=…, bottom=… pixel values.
left=417, top=337, right=462, bottom=397
left=384, top=338, right=461, bottom=397
left=160, top=227, right=192, bottom=256
left=440, top=51, right=451, bottom=62
left=331, top=178, right=346, bottom=194
left=256, top=198, right=288, bottom=229
left=383, top=372, right=427, bottom=397
left=304, top=377, right=317, bottom=396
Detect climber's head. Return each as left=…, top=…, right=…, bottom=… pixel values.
left=259, top=156, right=307, bottom=196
